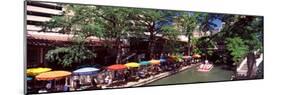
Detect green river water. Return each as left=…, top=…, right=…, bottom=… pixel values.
left=146, top=66, right=234, bottom=86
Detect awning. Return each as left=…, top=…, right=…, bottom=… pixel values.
left=27, top=31, right=107, bottom=46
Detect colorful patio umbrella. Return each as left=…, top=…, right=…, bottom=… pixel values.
left=193, top=54, right=201, bottom=58
left=73, top=67, right=100, bottom=75
left=149, top=59, right=161, bottom=65
left=36, top=71, right=72, bottom=81
left=160, top=59, right=166, bottom=62
left=125, top=62, right=140, bottom=68
left=27, top=67, right=52, bottom=76
left=182, top=56, right=192, bottom=59
left=139, top=61, right=150, bottom=65
left=107, top=64, right=127, bottom=70
left=177, top=58, right=184, bottom=62
left=27, top=77, right=33, bottom=81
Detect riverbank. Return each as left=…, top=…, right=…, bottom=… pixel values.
left=103, top=63, right=200, bottom=89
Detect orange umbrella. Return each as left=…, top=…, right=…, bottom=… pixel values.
left=149, top=59, right=161, bottom=65
left=107, top=64, right=127, bottom=70
left=35, top=71, right=71, bottom=81
left=192, top=54, right=201, bottom=58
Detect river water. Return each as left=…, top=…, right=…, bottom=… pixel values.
left=146, top=66, right=234, bottom=86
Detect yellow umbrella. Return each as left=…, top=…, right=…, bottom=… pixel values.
left=27, top=67, right=52, bottom=76
left=149, top=59, right=161, bottom=65
left=178, top=58, right=184, bottom=62
left=125, top=62, right=140, bottom=68
left=36, top=71, right=72, bottom=81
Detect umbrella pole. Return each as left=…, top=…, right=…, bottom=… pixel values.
left=64, top=77, right=69, bottom=91
left=65, top=77, right=68, bottom=87
left=53, top=80, right=56, bottom=91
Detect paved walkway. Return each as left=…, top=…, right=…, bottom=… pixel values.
left=237, top=53, right=263, bottom=76
left=103, top=64, right=200, bottom=89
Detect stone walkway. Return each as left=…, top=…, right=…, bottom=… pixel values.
left=236, top=53, right=263, bottom=76
left=103, top=64, right=199, bottom=89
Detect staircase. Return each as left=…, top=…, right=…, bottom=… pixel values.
left=236, top=53, right=263, bottom=78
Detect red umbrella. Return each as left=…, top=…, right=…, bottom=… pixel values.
left=107, top=64, right=127, bottom=70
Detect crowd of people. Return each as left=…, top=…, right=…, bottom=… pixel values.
left=30, top=53, right=209, bottom=93
left=68, top=53, right=205, bottom=91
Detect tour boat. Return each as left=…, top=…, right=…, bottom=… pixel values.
left=197, top=64, right=213, bottom=72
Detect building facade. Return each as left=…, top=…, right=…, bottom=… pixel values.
left=26, top=1, right=64, bottom=68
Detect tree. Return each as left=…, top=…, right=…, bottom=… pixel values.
left=175, top=12, right=198, bottom=56
left=42, top=5, right=104, bottom=67
left=130, top=9, right=180, bottom=58
left=45, top=41, right=95, bottom=67
left=93, top=6, right=137, bottom=63
left=225, top=37, right=249, bottom=66
left=161, top=25, right=181, bottom=54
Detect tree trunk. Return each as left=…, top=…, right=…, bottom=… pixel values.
left=247, top=51, right=256, bottom=78
left=187, top=35, right=192, bottom=56
left=115, top=38, right=122, bottom=64
left=149, top=32, right=155, bottom=59
left=148, top=24, right=155, bottom=59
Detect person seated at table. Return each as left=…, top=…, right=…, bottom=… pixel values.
left=91, top=78, right=100, bottom=89
left=137, top=69, right=146, bottom=78
left=45, top=81, right=52, bottom=92
left=105, top=75, right=113, bottom=85
left=96, top=73, right=105, bottom=85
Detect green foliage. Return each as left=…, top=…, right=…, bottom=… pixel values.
left=176, top=12, right=198, bottom=36
left=193, top=48, right=202, bottom=54
left=43, top=4, right=104, bottom=37
left=45, top=44, right=95, bottom=67
left=81, top=23, right=104, bottom=37
left=207, top=15, right=263, bottom=65
left=161, top=25, right=180, bottom=40
left=42, top=4, right=104, bottom=67
left=41, top=4, right=263, bottom=67
left=163, top=40, right=182, bottom=53
left=226, top=37, right=249, bottom=64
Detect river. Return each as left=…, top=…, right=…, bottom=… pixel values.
left=146, top=65, right=234, bottom=86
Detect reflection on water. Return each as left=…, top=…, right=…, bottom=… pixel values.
left=146, top=66, right=234, bottom=86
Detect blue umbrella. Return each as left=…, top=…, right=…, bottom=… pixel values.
left=73, top=67, right=100, bottom=76
left=160, top=59, right=166, bottom=62
left=139, top=61, right=150, bottom=65
left=27, top=77, right=32, bottom=81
